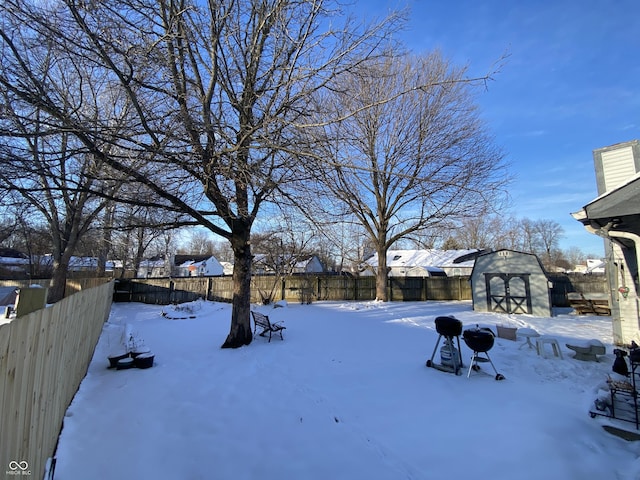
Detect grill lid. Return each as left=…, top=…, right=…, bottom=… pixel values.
left=463, top=327, right=495, bottom=352
left=434, top=316, right=463, bottom=337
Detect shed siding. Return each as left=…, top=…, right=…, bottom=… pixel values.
left=471, top=250, right=552, bottom=317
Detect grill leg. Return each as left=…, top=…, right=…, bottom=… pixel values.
left=427, top=334, right=443, bottom=365
left=484, top=352, right=499, bottom=375
left=467, top=353, right=477, bottom=378
left=467, top=351, right=505, bottom=380
left=485, top=352, right=505, bottom=380
left=455, top=336, right=464, bottom=368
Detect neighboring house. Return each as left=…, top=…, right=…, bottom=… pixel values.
left=0, top=249, right=30, bottom=275
left=36, top=255, right=116, bottom=273
left=252, top=254, right=325, bottom=275
left=360, top=249, right=482, bottom=277
left=470, top=249, right=552, bottom=317
left=572, top=259, right=606, bottom=274
left=137, top=255, right=170, bottom=278
left=137, top=254, right=224, bottom=278
left=173, top=255, right=224, bottom=277
left=68, top=256, right=116, bottom=272
left=2, top=250, right=121, bottom=277
left=573, top=139, right=640, bottom=346
left=292, top=255, right=325, bottom=274
left=220, top=261, right=234, bottom=276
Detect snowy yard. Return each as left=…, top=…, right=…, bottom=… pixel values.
left=53, top=300, right=640, bottom=480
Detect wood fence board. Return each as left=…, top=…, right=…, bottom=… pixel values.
left=30, top=310, right=51, bottom=474
left=21, top=314, right=41, bottom=464
left=5, top=314, right=31, bottom=470
left=0, top=281, right=113, bottom=479
left=0, top=322, right=12, bottom=469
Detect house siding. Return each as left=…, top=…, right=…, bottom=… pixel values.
left=593, top=140, right=640, bottom=195
left=606, top=240, right=640, bottom=345
left=602, top=146, right=636, bottom=192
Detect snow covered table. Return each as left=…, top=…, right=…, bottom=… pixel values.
left=517, top=328, right=540, bottom=350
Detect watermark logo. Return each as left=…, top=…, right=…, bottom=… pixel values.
left=6, top=460, right=31, bottom=476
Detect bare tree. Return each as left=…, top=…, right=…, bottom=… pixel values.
left=0, top=209, right=19, bottom=245
left=303, top=52, right=509, bottom=300
left=179, top=230, right=217, bottom=256
left=532, top=218, right=564, bottom=270
left=449, top=215, right=510, bottom=250
left=1, top=0, right=401, bottom=346
left=0, top=198, right=53, bottom=277
left=207, top=240, right=234, bottom=264
left=104, top=202, right=183, bottom=278
left=0, top=86, right=125, bottom=300
left=251, top=215, right=316, bottom=304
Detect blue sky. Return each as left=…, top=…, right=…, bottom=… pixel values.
left=354, top=0, right=640, bottom=255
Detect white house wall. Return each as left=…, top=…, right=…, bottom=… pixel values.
left=607, top=240, right=640, bottom=345
left=177, top=256, right=224, bottom=276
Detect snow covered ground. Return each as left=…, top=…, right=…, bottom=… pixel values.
left=52, top=300, right=640, bottom=480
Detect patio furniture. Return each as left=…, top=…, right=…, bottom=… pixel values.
left=517, top=328, right=540, bottom=350
left=566, top=340, right=606, bottom=361
left=251, top=311, right=286, bottom=342
left=536, top=336, right=563, bottom=359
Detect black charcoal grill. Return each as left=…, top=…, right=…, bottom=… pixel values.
left=426, top=316, right=463, bottom=375
left=462, top=327, right=505, bottom=380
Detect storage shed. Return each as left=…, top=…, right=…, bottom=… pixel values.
left=470, top=249, right=552, bottom=316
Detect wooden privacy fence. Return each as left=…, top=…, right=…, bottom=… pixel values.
left=0, top=277, right=111, bottom=299
left=112, top=273, right=608, bottom=307
left=0, top=281, right=114, bottom=480
left=112, top=275, right=474, bottom=304
left=547, top=273, right=609, bottom=307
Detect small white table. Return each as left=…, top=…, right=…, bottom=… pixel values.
left=517, top=328, right=540, bottom=350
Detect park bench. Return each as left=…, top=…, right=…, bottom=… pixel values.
left=567, top=292, right=611, bottom=316
left=251, top=311, right=286, bottom=342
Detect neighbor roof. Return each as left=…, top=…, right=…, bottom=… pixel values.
left=366, top=249, right=480, bottom=269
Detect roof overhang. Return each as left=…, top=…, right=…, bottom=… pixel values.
left=573, top=175, right=640, bottom=248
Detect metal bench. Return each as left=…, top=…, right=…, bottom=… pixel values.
left=251, top=311, right=286, bottom=342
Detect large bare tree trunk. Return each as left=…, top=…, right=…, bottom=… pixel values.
left=375, top=246, right=388, bottom=301
left=48, top=255, right=71, bottom=303
left=222, top=229, right=253, bottom=348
